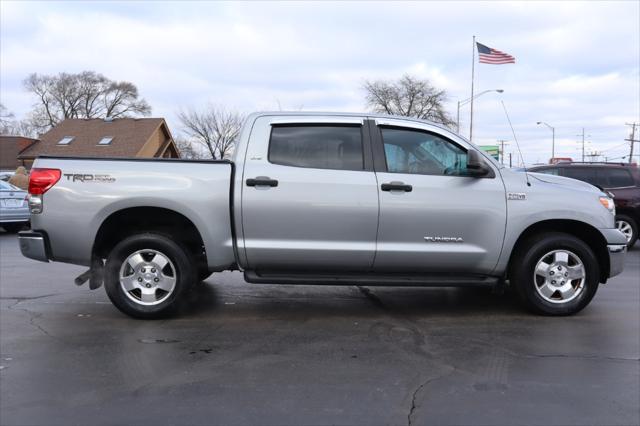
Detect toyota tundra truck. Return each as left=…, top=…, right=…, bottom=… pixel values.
left=19, top=112, right=627, bottom=318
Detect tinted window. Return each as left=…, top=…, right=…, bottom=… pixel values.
left=381, top=127, right=468, bottom=175
left=562, top=167, right=597, bottom=185
left=269, top=125, right=363, bottom=170
left=597, top=168, right=634, bottom=188
left=534, top=168, right=559, bottom=175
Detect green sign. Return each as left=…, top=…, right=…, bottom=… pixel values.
left=479, top=145, right=500, bottom=160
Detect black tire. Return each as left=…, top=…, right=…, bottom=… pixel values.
left=510, top=232, right=600, bottom=316
left=104, top=233, right=196, bottom=319
left=615, top=214, right=638, bottom=248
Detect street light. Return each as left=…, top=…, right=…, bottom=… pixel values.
left=537, top=121, right=555, bottom=161
left=456, top=89, right=504, bottom=135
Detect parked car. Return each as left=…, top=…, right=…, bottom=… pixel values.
left=0, top=170, right=15, bottom=182
left=18, top=112, right=627, bottom=318
left=530, top=163, right=640, bottom=248
left=0, top=180, right=29, bottom=233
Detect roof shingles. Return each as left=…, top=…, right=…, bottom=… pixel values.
left=19, top=118, right=168, bottom=159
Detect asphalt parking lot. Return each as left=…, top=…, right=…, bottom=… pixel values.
left=0, top=232, right=638, bottom=426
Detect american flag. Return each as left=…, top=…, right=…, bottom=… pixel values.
left=476, top=42, right=515, bottom=64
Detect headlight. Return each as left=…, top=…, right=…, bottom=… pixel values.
left=599, top=196, right=615, bottom=213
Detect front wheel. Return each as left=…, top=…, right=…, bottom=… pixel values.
left=104, top=233, right=196, bottom=319
left=510, top=232, right=600, bottom=316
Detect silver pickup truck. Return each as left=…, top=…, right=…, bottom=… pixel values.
left=19, top=112, right=627, bottom=318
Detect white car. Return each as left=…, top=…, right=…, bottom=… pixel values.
left=0, top=180, right=29, bottom=233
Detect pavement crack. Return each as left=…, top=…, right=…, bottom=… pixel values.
left=356, top=286, right=386, bottom=310
left=7, top=299, right=59, bottom=340
left=407, top=368, right=455, bottom=426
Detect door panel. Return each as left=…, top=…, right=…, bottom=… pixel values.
left=372, top=121, right=507, bottom=274
left=241, top=118, right=379, bottom=271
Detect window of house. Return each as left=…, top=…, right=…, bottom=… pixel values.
left=268, top=125, right=364, bottom=171
left=380, top=127, right=468, bottom=175
left=57, top=136, right=75, bottom=145
left=97, top=137, right=113, bottom=146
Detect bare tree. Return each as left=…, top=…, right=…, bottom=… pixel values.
left=174, top=136, right=203, bottom=160
left=177, top=106, right=244, bottom=160
left=363, top=74, right=455, bottom=127
left=23, top=71, right=151, bottom=133
left=0, top=103, right=38, bottom=137
left=0, top=103, right=15, bottom=134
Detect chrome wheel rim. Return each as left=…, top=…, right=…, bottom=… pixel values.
left=533, top=250, right=585, bottom=304
left=119, top=249, right=177, bottom=306
left=616, top=220, right=633, bottom=243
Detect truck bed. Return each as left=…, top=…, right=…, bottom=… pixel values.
left=30, top=156, right=236, bottom=271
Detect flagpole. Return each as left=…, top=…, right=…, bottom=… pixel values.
left=469, top=35, right=476, bottom=142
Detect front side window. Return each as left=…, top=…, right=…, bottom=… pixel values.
left=381, top=127, right=468, bottom=175
left=597, top=168, right=634, bottom=188
left=269, top=125, right=363, bottom=171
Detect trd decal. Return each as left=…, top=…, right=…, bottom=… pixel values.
left=63, top=174, right=116, bottom=183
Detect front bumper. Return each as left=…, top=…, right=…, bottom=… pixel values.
left=607, top=244, right=626, bottom=278
left=599, top=228, right=628, bottom=279
left=18, top=231, right=49, bottom=263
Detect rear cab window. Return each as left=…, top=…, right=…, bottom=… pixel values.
left=269, top=125, right=364, bottom=171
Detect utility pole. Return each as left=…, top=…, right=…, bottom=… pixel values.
left=625, top=123, right=639, bottom=164
left=497, top=139, right=509, bottom=165
left=578, top=128, right=586, bottom=162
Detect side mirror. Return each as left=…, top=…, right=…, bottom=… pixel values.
left=466, top=150, right=491, bottom=177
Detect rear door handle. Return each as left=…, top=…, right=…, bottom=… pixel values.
left=381, top=182, right=413, bottom=192
left=246, top=176, right=279, bottom=187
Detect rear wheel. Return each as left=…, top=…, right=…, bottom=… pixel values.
left=615, top=214, right=638, bottom=248
left=510, top=232, right=600, bottom=315
left=104, top=233, right=196, bottom=319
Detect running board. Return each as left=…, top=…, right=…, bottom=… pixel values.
left=244, top=271, right=499, bottom=287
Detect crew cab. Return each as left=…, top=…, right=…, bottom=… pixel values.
left=19, top=112, right=627, bottom=318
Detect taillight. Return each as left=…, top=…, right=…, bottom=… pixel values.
left=29, top=168, right=61, bottom=195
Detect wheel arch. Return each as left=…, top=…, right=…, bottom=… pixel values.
left=507, top=219, right=610, bottom=283
left=92, top=206, right=207, bottom=268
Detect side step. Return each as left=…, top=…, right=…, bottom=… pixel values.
left=244, top=271, right=499, bottom=287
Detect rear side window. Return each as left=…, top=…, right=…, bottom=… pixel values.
left=269, top=125, right=363, bottom=171
left=597, top=168, right=634, bottom=188
left=562, top=167, right=597, bottom=185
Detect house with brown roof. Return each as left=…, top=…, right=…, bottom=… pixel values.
left=0, top=136, right=39, bottom=170
left=18, top=118, right=179, bottom=168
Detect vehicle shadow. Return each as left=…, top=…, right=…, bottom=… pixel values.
left=177, top=278, right=526, bottom=320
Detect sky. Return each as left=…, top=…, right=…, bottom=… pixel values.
left=1, top=0, right=639, bottom=164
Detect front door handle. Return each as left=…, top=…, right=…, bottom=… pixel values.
left=246, top=176, right=279, bottom=187
left=381, top=182, right=412, bottom=192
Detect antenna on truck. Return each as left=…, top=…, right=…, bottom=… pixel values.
left=501, top=100, right=531, bottom=187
